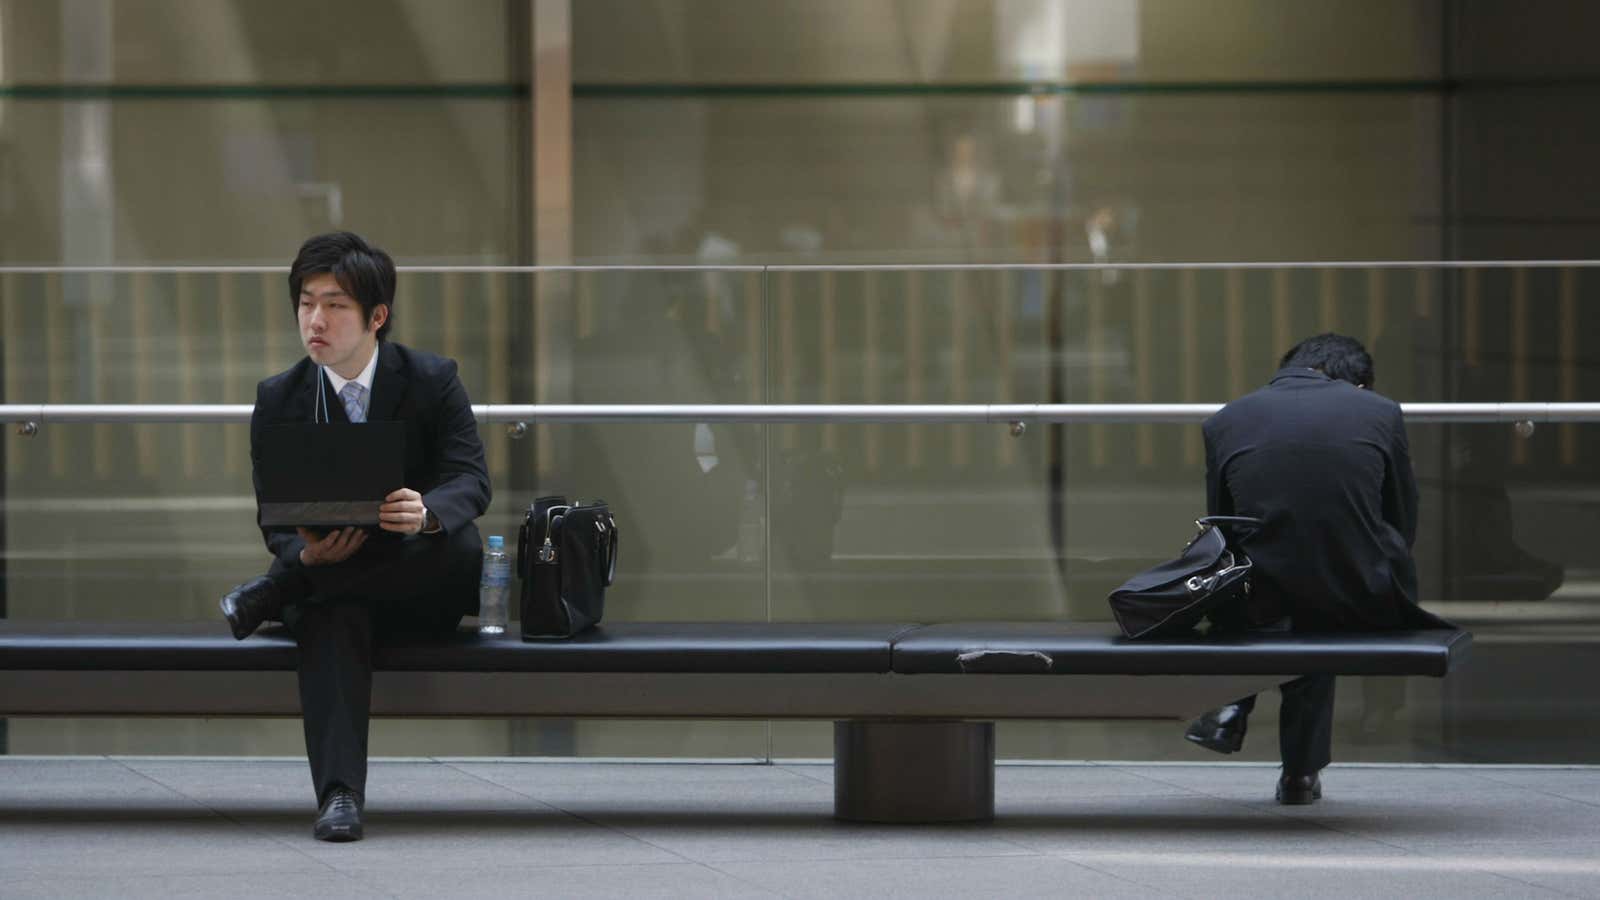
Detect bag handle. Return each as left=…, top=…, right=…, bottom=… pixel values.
left=1195, top=515, right=1263, bottom=531
left=601, top=515, right=618, bottom=586
left=1184, top=515, right=1262, bottom=553
left=535, top=506, right=570, bottom=563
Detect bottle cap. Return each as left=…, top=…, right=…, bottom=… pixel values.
left=488, top=535, right=504, bottom=548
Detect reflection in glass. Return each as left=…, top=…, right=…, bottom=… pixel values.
left=3, top=263, right=1599, bottom=763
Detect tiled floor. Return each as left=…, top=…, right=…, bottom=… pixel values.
left=3, top=757, right=1598, bottom=899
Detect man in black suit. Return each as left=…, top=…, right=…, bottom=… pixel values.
left=218, top=232, right=491, bottom=841
left=1185, top=334, right=1450, bottom=804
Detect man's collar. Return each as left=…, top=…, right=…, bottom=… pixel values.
left=322, top=342, right=380, bottom=395
left=1268, top=366, right=1333, bottom=385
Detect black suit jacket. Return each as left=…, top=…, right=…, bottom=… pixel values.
left=1204, top=367, right=1449, bottom=631
left=250, top=341, right=491, bottom=571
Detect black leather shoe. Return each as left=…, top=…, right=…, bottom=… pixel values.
left=313, top=787, right=364, bottom=842
left=218, top=576, right=283, bottom=640
left=1276, top=773, right=1322, bottom=805
left=1184, top=703, right=1249, bottom=754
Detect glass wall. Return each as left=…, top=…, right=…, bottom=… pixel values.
left=0, top=0, right=520, bottom=265
left=4, top=262, right=1599, bottom=763
left=3, top=0, right=1599, bottom=763
left=570, top=0, right=1443, bottom=265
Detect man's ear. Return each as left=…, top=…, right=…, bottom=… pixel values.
left=367, top=304, right=389, bottom=334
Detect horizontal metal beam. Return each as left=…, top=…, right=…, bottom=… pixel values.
left=3, top=402, right=1600, bottom=427
left=4, top=260, right=1600, bottom=274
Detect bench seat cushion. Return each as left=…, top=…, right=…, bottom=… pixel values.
left=0, top=621, right=919, bottom=674
left=891, top=622, right=1471, bottom=676
left=0, top=620, right=1471, bottom=678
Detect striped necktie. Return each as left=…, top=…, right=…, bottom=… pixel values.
left=339, top=382, right=368, bottom=424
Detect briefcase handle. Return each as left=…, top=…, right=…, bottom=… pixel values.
left=1194, top=515, right=1264, bottom=532
left=600, top=515, right=618, bottom=587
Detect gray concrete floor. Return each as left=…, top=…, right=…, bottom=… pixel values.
left=3, top=758, right=1599, bottom=899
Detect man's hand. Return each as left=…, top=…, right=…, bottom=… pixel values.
left=297, top=527, right=367, bottom=567
left=379, top=488, right=429, bottom=535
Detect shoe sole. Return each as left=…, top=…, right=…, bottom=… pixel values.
left=314, top=827, right=363, bottom=842
left=1183, top=731, right=1243, bottom=755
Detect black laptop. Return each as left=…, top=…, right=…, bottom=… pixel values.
left=258, top=422, right=406, bottom=528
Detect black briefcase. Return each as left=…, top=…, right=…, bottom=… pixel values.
left=517, top=495, right=618, bottom=640
left=1107, top=516, right=1261, bottom=639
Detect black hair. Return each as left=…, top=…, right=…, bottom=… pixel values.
left=1279, top=332, right=1375, bottom=388
left=287, top=231, right=396, bottom=341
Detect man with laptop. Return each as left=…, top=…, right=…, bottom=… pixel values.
left=218, top=231, right=491, bottom=842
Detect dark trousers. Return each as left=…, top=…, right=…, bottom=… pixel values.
left=1209, top=614, right=1336, bottom=776
left=1230, top=674, right=1336, bottom=776
left=269, top=525, right=482, bottom=804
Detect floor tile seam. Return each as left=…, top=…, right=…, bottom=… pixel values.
left=51, top=756, right=209, bottom=812
left=438, top=759, right=707, bottom=867
left=696, top=860, right=801, bottom=900
left=1403, top=841, right=1600, bottom=885
left=110, top=757, right=355, bottom=876
left=0, top=864, right=330, bottom=882
left=528, top=803, right=709, bottom=867
left=1507, top=790, right=1600, bottom=811
left=1463, top=866, right=1586, bottom=898
left=13, top=756, right=1600, bottom=773
left=776, top=764, right=832, bottom=788
left=1086, top=767, right=1221, bottom=795
left=1041, top=847, right=1593, bottom=893
left=1093, top=763, right=1488, bottom=832
left=1456, top=774, right=1600, bottom=810
left=987, top=831, right=1060, bottom=858
left=432, top=758, right=577, bottom=815
left=1089, top=767, right=1322, bottom=818
left=768, top=765, right=837, bottom=790
left=0, top=861, right=399, bottom=889
left=1034, top=852, right=1190, bottom=898
left=1400, top=836, right=1600, bottom=850
left=1104, top=774, right=1382, bottom=837
left=691, top=850, right=1048, bottom=866
left=325, top=859, right=791, bottom=876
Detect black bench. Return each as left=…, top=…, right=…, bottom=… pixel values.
left=0, top=620, right=1471, bottom=822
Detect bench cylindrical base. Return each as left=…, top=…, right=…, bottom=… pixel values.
left=833, top=720, right=995, bottom=823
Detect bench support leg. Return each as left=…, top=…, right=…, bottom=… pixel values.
left=833, top=720, right=995, bottom=823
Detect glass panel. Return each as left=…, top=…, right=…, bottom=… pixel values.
left=574, top=0, right=1439, bottom=84
left=0, top=98, right=516, bottom=264
left=0, top=0, right=512, bottom=85
left=0, top=267, right=773, bottom=757
left=545, top=268, right=769, bottom=622
left=763, top=268, right=1059, bottom=624
left=573, top=94, right=1441, bottom=265
left=760, top=263, right=1600, bottom=763
left=4, top=263, right=1600, bottom=762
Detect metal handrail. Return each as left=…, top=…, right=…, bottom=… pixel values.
left=4, top=260, right=1600, bottom=275
left=3, top=402, right=1598, bottom=429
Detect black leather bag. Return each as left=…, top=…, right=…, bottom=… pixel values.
left=517, top=495, right=618, bottom=640
left=1107, top=516, right=1262, bottom=639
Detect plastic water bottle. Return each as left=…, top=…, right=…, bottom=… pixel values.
left=478, top=535, right=511, bottom=635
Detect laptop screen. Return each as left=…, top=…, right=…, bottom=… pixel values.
left=258, top=422, right=406, bottom=528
